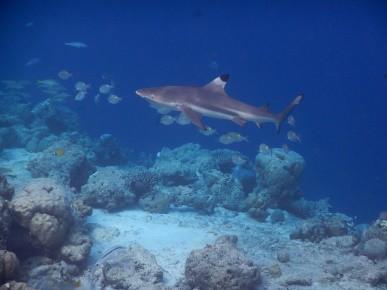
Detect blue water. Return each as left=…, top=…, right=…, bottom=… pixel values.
left=0, top=0, right=386, bottom=222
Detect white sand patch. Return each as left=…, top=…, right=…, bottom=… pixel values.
left=86, top=208, right=297, bottom=285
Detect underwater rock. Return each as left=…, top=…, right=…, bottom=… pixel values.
left=59, top=229, right=92, bottom=265
left=128, top=166, right=160, bottom=197
left=0, top=128, right=18, bottom=153
left=362, top=218, right=387, bottom=243
left=276, top=250, right=290, bottom=263
left=10, top=178, right=73, bottom=250
left=0, top=250, right=20, bottom=284
left=0, top=198, right=11, bottom=249
left=248, top=207, right=268, bottom=222
left=290, top=216, right=349, bottom=243
left=153, top=143, right=242, bottom=187
left=27, top=140, right=95, bottom=190
left=139, top=192, right=170, bottom=213
left=185, top=235, right=260, bottom=290
left=71, top=198, right=92, bottom=218
left=93, top=133, right=128, bottom=166
left=360, top=238, right=387, bottom=260
left=0, top=176, right=14, bottom=200
left=251, top=148, right=304, bottom=212
left=270, top=209, right=285, bottom=223
left=20, top=257, right=79, bottom=290
left=81, top=167, right=136, bottom=211
left=91, top=244, right=165, bottom=290
left=31, top=99, right=78, bottom=134
left=208, top=174, right=246, bottom=211
left=166, top=185, right=216, bottom=214
left=0, top=281, right=35, bottom=290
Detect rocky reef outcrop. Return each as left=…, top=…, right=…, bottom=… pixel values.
left=93, top=133, right=127, bottom=166
left=184, top=235, right=260, bottom=290
left=9, top=178, right=73, bottom=252
left=91, top=244, right=166, bottom=290
left=81, top=167, right=137, bottom=211
left=245, top=148, right=305, bottom=220
left=27, top=141, right=95, bottom=190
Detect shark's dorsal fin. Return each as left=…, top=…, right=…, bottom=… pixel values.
left=203, top=74, right=229, bottom=92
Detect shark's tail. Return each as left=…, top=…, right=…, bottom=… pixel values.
left=275, top=94, right=304, bottom=133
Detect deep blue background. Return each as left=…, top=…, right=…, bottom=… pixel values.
left=0, top=0, right=386, bottom=222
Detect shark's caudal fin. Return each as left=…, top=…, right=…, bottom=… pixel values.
left=275, top=94, right=303, bottom=133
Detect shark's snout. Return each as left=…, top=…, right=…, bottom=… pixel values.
left=135, top=89, right=145, bottom=97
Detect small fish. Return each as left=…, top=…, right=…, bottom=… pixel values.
left=25, top=21, right=34, bottom=27
left=74, top=91, right=87, bottom=101
left=58, top=70, right=72, bottom=80
left=75, top=81, right=90, bottom=91
left=160, top=115, right=175, bottom=126
left=108, top=94, right=122, bottom=104
left=287, top=115, right=296, bottom=126
left=218, top=132, right=248, bottom=145
left=282, top=143, right=290, bottom=153
left=199, top=126, right=216, bottom=136
left=99, top=83, right=114, bottom=94
left=231, top=154, right=247, bottom=166
left=37, top=79, right=59, bottom=87
left=176, top=113, right=191, bottom=125
left=25, top=57, right=40, bottom=66
left=94, top=93, right=100, bottom=103
left=54, top=148, right=65, bottom=157
left=65, top=42, right=87, bottom=48
left=259, top=143, right=271, bottom=154
left=287, top=130, right=301, bottom=143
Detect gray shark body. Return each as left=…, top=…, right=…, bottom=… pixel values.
left=136, top=74, right=303, bottom=131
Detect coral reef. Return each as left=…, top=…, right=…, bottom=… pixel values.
left=27, top=141, right=95, bottom=190
left=184, top=235, right=260, bottom=290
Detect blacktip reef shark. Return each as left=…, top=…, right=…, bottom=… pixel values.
left=135, top=74, right=303, bottom=132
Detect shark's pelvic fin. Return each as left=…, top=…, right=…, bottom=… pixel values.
left=180, top=105, right=207, bottom=130
left=203, top=74, right=230, bottom=93
left=232, top=116, right=247, bottom=126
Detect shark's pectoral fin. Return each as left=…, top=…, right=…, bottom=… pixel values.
left=232, top=116, right=247, bottom=126
left=180, top=105, right=207, bottom=130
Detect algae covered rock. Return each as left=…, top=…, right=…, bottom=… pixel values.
left=93, top=133, right=127, bottom=166
left=0, top=250, right=20, bottom=284
left=27, top=140, right=95, bottom=190
left=254, top=148, right=304, bottom=207
left=20, top=257, right=79, bottom=290
left=360, top=238, right=387, bottom=260
left=0, top=197, right=11, bottom=250
left=185, top=235, right=260, bottom=290
left=81, top=167, right=136, bottom=211
left=0, top=176, right=14, bottom=200
left=91, top=244, right=165, bottom=290
left=59, top=229, right=92, bottom=265
left=10, top=178, right=73, bottom=250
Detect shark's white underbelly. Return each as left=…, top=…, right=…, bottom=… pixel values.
left=190, top=105, right=234, bottom=120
